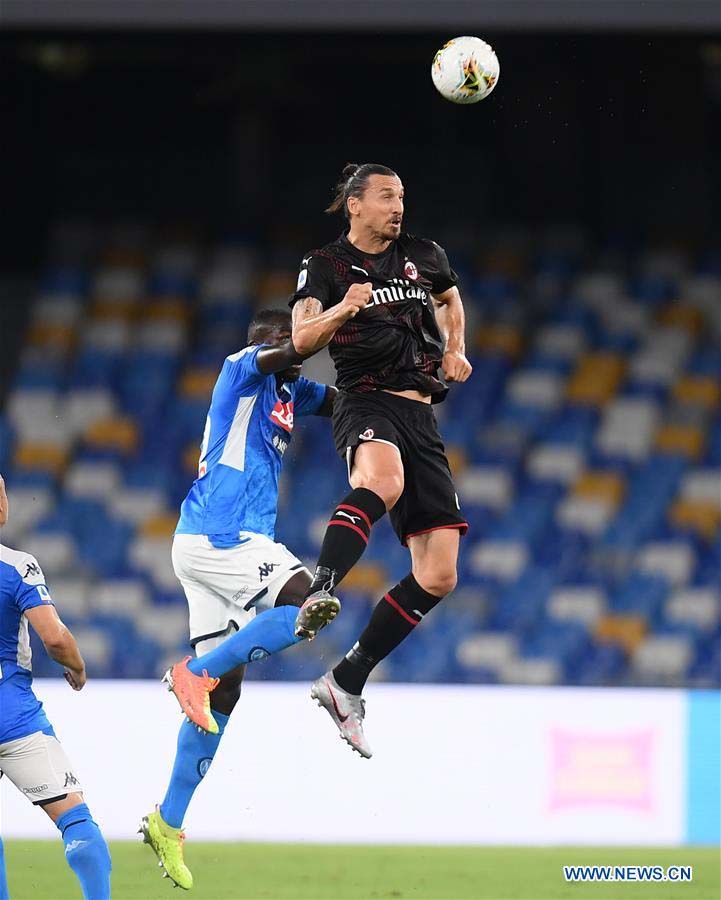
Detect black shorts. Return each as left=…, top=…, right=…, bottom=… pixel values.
left=332, top=390, right=469, bottom=546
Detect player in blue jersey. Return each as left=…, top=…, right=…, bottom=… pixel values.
left=140, top=309, right=342, bottom=890
left=0, top=475, right=112, bottom=900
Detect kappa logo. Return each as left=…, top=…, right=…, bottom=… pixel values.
left=336, top=510, right=361, bottom=524
left=258, top=561, right=278, bottom=581
left=404, top=259, right=419, bottom=281
left=270, top=400, right=294, bottom=433
left=359, top=428, right=375, bottom=440
left=23, top=784, right=49, bottom=794
left=24, top=562, right=41, bottom=578
left=65, top=840, right=89, bottom=855
left=64, top=771, right=79, bottom=788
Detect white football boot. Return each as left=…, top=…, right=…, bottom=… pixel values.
left=310, top=671, right=372, bottom=759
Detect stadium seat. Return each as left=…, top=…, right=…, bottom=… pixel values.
left=632, top=634, right=694, bottom=682
left=595, top=614, right=647, bottom=654
left=566, top=353, right=625, bottom=406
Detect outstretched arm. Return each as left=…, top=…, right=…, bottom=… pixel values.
left=255, top=341, right=305, bottom=375
left=291, top=283, right=372, bottom=357
left=25, top=605, right=87, bottom=690
left=433, top=286, right=473, bottom=383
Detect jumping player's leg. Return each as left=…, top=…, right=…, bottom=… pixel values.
left=186, top=571, right=315, bottom=680
left=333, top=528, right=459, bottom=694
left=157, top=570, right=313, bottom=821
left=295, top=441, right=401, bottom=638
left=166, top=538, right=334, bottom=729
left=147, top=569, right=314, bottom=887
left=305, top=441, right=401, bottom=596
left=311, top=529, right=459, bottom=758
left=43, top=793, right=112, bottom=900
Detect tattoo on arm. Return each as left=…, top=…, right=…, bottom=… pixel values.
left=291, top=297, right=323, bottom=326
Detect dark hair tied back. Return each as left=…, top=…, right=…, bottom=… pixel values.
left=326, top=162, right=398, bottom=219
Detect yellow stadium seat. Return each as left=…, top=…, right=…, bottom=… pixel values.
left=258, top=273, right=295, bottom=301
left=655, top=425, right=705, bottom=460
left=478, top=250, right=526, bottom=278
left=141, top=513, right=178, bottom=538
left=84, top=417, right=139, bottom=455
left=342, top=563, right=388, bottom=594
left=101, top=249, right=146, bottom=268
left=572, top=471, right=625, bottom=507
left=657, top=304, right=703, bottom=335
left=180, top=368, right=217, bottom=400
left=183, top=443, right=200, bottom=475
left=566, top=353, right=625, bottom=406
left=445, top=445, right=467, bottom=477
left=595, top=614, right=647, bottom=653
left=143, top=299, right=190, bottom=322
left=672, top=376, right=721, bottom=410
left=90, top=300, right=137, bottom=320
left=14, top=442, right=69, bottom=476
left=669, top=498, right=720, bottom=540
left=28, top=322, right=76, bottom=352
left=473, top=325, right=523, bottom=359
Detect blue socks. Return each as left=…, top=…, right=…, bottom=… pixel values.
left=161, top=606, right=303, bottom=828
left=0, top=836, right=9, bottom=900
left=160, top=711, right=230, bottom=828
left=56, top=803, right=111, bottom=900
left=188, top=605, right=301, bottom=678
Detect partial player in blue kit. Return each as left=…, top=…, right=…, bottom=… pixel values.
left=0, top=475, right=111, bottom=900
left=140, top=309, right=338, bottom=889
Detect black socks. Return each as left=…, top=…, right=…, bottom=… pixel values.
left=333, top=573, right=445, bottom=694
left=307, top=487, right=387, bottom=594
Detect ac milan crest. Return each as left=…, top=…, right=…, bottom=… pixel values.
left=404, top=260, right=419, bottom=281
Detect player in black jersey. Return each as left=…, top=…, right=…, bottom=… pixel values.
left=290, top=163, right=472, bottom=757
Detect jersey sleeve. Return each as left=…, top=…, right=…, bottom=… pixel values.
left=221, top=345, right=265, bottom=395
left=13, top=555, right=54, bottom=614
left=289, top=253, right=335, bottom=310
left=429, top=241, right=459, bottom=295
left=293, top=378, right=328, bottom=417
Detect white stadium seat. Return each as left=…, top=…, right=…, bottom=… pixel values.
left=548, top=586, right=606, bottom=627
left=636, top=542, right=695, bottom=587
left=469, top=541, right=529, bottom=580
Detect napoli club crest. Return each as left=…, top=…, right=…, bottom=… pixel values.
left=404, top=260, right=419, bottom=281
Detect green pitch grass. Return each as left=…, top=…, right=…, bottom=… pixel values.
left=4, top=842, right=719, bottom=900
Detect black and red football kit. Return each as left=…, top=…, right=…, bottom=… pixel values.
left=290, top=231, right=468, bottom=545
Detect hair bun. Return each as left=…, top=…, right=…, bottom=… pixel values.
left=342, top=162, right=361, bottom=181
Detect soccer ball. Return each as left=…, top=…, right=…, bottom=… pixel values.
left=431, top=36, right=500, bottom=105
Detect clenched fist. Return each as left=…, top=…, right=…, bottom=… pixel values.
left=341, top=282, right=372, bottom=318
left=442, top=350, right=472, bottom=383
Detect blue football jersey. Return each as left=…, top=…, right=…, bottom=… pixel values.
left=176, top=345, right=326, bottom=547
left=0, top=544, right=55, bottom=744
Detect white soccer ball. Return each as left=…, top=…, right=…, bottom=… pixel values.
left=431, top=36, right=500, bottom=105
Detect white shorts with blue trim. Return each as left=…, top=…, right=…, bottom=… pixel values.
left=171, top=533, right=309, bottom=655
